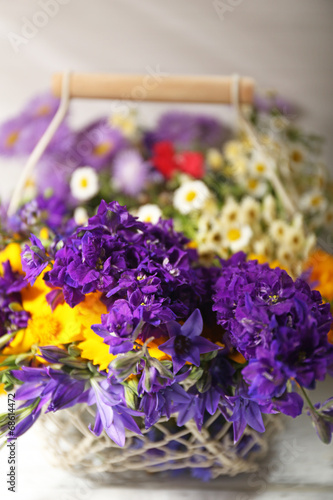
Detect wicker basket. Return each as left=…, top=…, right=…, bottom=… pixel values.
left=39, top=405, right=282, bottom=482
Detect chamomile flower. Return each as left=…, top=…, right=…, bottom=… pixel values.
left=224, top=225, right=253, bottom=252
left=277, top=245, right=294, bottom=267
left=323, top=206, right=333, bottom=227
left=109, top=109, right=138, bottom=139
left=224, top=140, right=245, bottom=162
left=288, top=145, right=306, bottom=168
left=206, top=148, right=224, bottom=170
left=270, top=219, right=288, bottom=243
left=262, top=194, right=277, bottom=223
left=136, top=204, right=162, bottom=224
left=240, top=196, right=260, bottom=225
left=173, top=180, right=210, bottom=214
left=285, top=226, right=305, bottom=252
left=220, top=197, right=241, bottom=227
left=300, top=190, right=328, bottom=214
left=74, top=207, right=89, bottom=226
left=70, top=166, right=99, bottom=201
left=253, top=236, right=272, bottom=258
left=243, top=177, right=268, bottom=198
left=250, top=151, right=273, bottom=178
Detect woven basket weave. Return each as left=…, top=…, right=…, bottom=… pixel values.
left=40, top=405, right=282, bottom=482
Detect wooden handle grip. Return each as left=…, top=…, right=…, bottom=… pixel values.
left=51, top=73, right=255, bottom=104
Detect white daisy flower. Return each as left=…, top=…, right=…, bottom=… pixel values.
left=240, top=196, right=261, bottom=225
left=70, top=166, right=99, bottom=201
left=285, top=226, right=305, bottom=252
left=270, top=219, right=288, bottom=243
left=74, top=207, right=89, bottom=226
left=224, top=225, right=253, bottom=252
left=277, top=245, right=294, bottom=267
left=292, top=213, right=304, bottom=229
left=220, top=197, right=241, bottom=227
left=288, top=145, right=306, bottom=167
left=173, top=180, right=210, bottom=215
left=197, top=214, right=216, bottom=237
left=206, top=148, right=224, bottom=170
left=244, top=177, right=268, bottom=198
left=303, top=233, right=317, bottom=260
left=250, top=151, right=273, bottom=178
left=253, top=236, right=272, bottom=258
left=136, top=204, right=162, bottom=224
left=300, top=190, right=328, bottom=214
left=323, top=206, right=333, bottom=227
left=262, top=194, right=277, bottom=223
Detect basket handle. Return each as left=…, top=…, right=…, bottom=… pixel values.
left=51, top=73, right=255, bottom=104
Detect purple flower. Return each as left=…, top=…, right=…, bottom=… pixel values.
left=140, top=383, right=192, bottom=428
left=0, top=93, right=70, bottom=157
left=307, top=398, right=333, bottom=444
left=254, top=94, right=297, bottom=117
left=0, top=261, right=29, bottom=338
left=146, top=111, right=226, bottom=149
left=213, top=252, right=333, bottom=400
left=4, top=366, right=86, bottom=439
left=159, top=309, right=218, bottom=373
left=89, top=379, right=142, bottom=447
left=72, top=119, right=126, bottom=170
left=112, top=149, right=149, bottom=196
left=21, top=234, right=50, bottom=285
left=92, top=299, right=142, bottom=354
left=219, top=388, right=265, bottom=443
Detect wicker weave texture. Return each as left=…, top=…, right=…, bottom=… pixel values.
left=40, top=405, right=282, bottom=481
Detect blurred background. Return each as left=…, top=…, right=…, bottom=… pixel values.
left=0, top=2, right=332, bottom=499
left=0, top=0, right=332, bottom=201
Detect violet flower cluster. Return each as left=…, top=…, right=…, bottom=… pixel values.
left=1, top=203, right=333, bottom=457
left=0, top=261, right=29, bottom=339
left=38, top=200, right=208, bottom=350
left=213, top=252, right=333, bottom=414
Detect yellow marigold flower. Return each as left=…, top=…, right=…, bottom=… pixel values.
left=0, top=243, right=22, bottom=274
left=306, top=250, right=333, bottom=301
left=4, top=279, right=104, bottom=356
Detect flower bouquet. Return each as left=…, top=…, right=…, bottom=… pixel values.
left=0, top=88, right=332, bottom=481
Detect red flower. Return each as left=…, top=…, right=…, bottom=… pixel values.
left=177, top=151, right=204, bottom=179
left=152, top=141, right=204, bottom=180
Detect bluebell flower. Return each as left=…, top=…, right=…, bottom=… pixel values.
left=159, top=309, right=218, bottom=373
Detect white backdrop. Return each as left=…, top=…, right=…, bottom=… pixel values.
left=0, top=1, right=332, bottom=499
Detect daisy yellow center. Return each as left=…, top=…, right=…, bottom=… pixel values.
left=80, top=177, right=88, bottom=188
left=227, top=228, right=241, bottom=241
left=93, top=142, right=112, bottom=157
left=185, top=190, right=197, bottom=202
left=29, top=315, right=62, bottom=345
left=291, top=150, right=302, bottom=163
left=255, top=163, right=266, bottom=173
left=248, top=179, right=258, bottom=190
left=36, top=105, right=51, bottom=117
left=311, top=195, right=323, bottom=207
left=144, top=216, right=152, bottom=222
left=5, top=131, right=20, bottom=147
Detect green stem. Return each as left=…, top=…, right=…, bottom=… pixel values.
left=299, top=385, right=318, bottom=414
